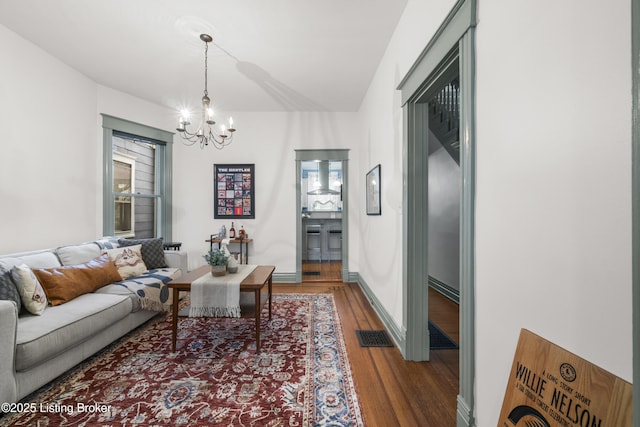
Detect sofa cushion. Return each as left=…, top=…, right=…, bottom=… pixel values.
left=118, top=238, right=167, bottom=269
left=11, top=264, right=47, bottom=315
left=0, top=268, right=21, bottom=313
left=104, top=245, right=147, bottom=279
left=55, top=243, right=101, bottom=266
left=15, top=293, right=132, bottom=371
left=33, top=255, right=122, bottom=306
left=0, top=251, right=61, bottom=271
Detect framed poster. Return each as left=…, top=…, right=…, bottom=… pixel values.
left=366, top=164, right=381, bottom=215
left=214, top=164, right=255, bottom=219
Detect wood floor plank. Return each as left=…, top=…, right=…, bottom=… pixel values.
left=273, top=280, right=459, bottom=426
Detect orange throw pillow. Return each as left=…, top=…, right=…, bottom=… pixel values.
left=33, top=254, right=122, bottom=306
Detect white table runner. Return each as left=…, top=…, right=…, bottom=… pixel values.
left=189, top=264, right=257, bottom=317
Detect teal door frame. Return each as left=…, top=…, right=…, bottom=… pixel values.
left=397, top=1, right=476, bottom=426
left=631, top=0, right=639, bottom=422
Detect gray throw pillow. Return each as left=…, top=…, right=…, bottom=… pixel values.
left=0, top=267, right=22, bottom=313
left=118, top=238, right=167, bottom=270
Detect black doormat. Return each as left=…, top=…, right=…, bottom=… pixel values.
left=429, top=321, right=458, bottom=350
left=356, top=330, right=394, bottom=347
left=302, top=271, right=321, bottom=276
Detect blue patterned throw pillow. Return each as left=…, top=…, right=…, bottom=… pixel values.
left=94, top=237, right=120, bottom=250
left=0, top=267, right=22, bottom=313
left=118, top=238, right=167, bottom=270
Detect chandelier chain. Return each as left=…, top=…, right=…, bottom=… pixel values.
left=203, top=41, right=208, bottom=97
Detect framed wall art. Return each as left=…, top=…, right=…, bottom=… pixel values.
left=366, top=164, right=381, bottom=215
left=214, top=164, right=255, bottom=219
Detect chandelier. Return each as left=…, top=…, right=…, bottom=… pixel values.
left=177, top=34, right=236, bottom=149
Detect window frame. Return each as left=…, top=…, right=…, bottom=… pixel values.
left=101, top=114, right=174, bottom=241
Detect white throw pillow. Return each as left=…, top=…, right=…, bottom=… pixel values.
left=104, top=245, right=147, bottom=279
left=11, top=264, right=48, bottom=315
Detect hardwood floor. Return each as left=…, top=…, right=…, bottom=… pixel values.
left=274, top=281, right=459, bottom=426
left=301, top=260, right=342, bottom=282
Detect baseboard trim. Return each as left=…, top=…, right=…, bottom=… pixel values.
left=273, top=272, right=297, bottom=283
left=428, top=275, right=460, bottom=304
left=351, top=273, right=406, bottom=355
left=456, top=394, right=474, bottom=427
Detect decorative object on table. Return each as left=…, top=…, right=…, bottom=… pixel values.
left=219, top=238, right=238, bottom=273
left=229, top=221, right=236, bottom=238
left=203, top=248, right=229, bottom=276
left=227, top=255, right=238, bottom=273
left=219, top=224, right=227, bottom=238
left=176, top=34, right=236, bottom=149
left=214, top=164, right=255, bottom=219
left=239, top=225, right=246, bottom=238
left=366, top=163, right=382, bottom=215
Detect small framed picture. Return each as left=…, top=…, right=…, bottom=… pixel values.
left=366, top=164, right=381, bottom=215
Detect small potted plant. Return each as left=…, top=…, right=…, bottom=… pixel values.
left=204, top=248, right=229, bottom=276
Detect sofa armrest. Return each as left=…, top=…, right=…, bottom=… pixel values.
left=0, top=301, right=18, bottom=403
left=164, top=250, right=188, bottom=275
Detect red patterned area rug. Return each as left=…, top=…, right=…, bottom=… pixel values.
left=1, top=294, right=364, bottom=426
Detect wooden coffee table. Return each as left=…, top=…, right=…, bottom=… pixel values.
left=167, top=265, right=275, bottom=352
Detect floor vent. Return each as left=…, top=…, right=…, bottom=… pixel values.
left=356, top=330, right=394, bottom=347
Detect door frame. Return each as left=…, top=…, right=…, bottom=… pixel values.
left=295, top=149, right=350, bottom=283
left=397, top=1, right=476, bottom=426
left=631, top=0, right=639, bottom=420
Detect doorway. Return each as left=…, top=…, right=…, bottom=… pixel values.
left=301, top=160, right=343, bottom=282
left=426, top=72, right=461, bottom=365
left=295, top=150, right=349, bottom=283
left=396, top=2, right=476, bottom=424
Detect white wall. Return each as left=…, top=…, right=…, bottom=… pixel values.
left=0, top=25, right=98, bottom=253
left=172, top=111, right=359, bottom=272
left=475, top=1, right=632, bottom=425
left=428, top=140, right=460, bottom=292
left=98, top=90, right=361, bottom=276
left=357, top=0, right=457, bottom=331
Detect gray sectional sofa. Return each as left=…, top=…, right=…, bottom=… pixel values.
left=0, top=238, right=188, bottom=404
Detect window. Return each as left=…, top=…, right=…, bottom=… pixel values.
left=113, top=152, right=135, bottom=236
left=102, top=115, right=173, bottom=241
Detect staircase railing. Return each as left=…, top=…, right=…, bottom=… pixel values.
left=428, top=78, right=460, bottom=164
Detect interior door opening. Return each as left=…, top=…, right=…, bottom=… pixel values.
left=295, top=149, right=349, bottom=284
left=301, top=160, right=342, bottom=282
left=426, top=72, right=461, bottom=368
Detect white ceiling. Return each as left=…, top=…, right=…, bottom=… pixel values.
left=0, top=0, right=408, bottom=112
